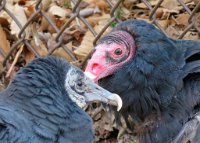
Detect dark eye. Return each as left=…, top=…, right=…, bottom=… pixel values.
left=75, top=79, right=85, bottom=92
left=114, top=48, right=122, bottom=55
left=76, top=81, right=83, bottom=87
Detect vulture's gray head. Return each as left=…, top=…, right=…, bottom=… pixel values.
left=10, top=56, right=122, bottom=111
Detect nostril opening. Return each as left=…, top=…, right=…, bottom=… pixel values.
left=92, top=63, right=99, bottom=69
left=91, top=63, right=100, bottom=74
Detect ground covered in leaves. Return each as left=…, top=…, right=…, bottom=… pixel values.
left=0, top=0, right=199, bottom=142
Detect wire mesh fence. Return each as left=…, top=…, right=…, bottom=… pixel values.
left=0, top=0, right=200, bottom=73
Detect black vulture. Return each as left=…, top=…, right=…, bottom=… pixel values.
left=0, top=56, right=122, bottom=143
left=85, top=20, right=200, bottom=143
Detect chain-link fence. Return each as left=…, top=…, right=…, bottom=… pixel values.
left=0, top=0, right=200, bottom=73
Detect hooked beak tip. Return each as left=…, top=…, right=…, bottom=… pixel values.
left=113, top=93, right=122, bottom=111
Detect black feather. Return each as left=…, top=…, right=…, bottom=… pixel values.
left=0, top=56, right=94, bottom=143
left=97, top=20, right=200, bottom=143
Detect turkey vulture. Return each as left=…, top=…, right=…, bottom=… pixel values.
left=0, top=56, right=122, bottom=143
left=85, top=20, right=200, bottom=143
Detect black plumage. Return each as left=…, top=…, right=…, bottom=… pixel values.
left=85, top=20, right=200, bottom=143
left=0, top=56, right=121, bottom=143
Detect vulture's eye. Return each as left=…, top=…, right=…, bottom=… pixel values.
left=77, top=81, right=83, bottom=87
left=114, top=48, right=122, bottom=55
left=75, top=80, right=85, bottom=93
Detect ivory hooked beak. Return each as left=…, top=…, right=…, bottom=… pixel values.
left=84, top=72, right=122, bottom=111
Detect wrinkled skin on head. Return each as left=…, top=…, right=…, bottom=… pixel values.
left=85, top=31, right=136, bottom=82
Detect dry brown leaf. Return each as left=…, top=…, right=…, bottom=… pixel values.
left=155, top=8, right=179, bottom=19
left=39, top=13, right=57, bottom=33
left=59, top=26, right=86, bottom=46
left=161, top=0, right=182, bottom=10
left=0, top=26, right=10, bottom=62
left=24, top=47, right=35, bottom=64
left=23, top=41, right=42, bottom=64
left=10, top=4, right=29, bottom=36
left=70, top=29, right=85, bottom=41
left=135, top=3, right=148, bottom=9
left=51, top=43, right=75, bottom=62
left=18, top=0, right=26, bottom=5
left=86, top=13, right=111, bottom=28
left=86, top=17, right=98, bottom=27
left=25, top=24, right=48, bottom=61
left=85, top=0, right=109, bottom=12
left=48, top=5, right=68, bottom=18
left=24, top=5, right=35, bottom=18
left=184, top=0, right=193, bottom=3
left=121, top=7, right=131, bottom=19
left=55, top=18, right=66, bottom=29
left=158, top=20, right=175, bottom=29
left=7, top=0, right=15, bottom=4
left=166, top=26, right=180, bottom=38
left=135, top=1, right=158, bottom=9
left=155, top=8, right=164, bottom=19
left=37, top=32, right=72, bottom=61
left=17, top=0, right=36, bottom=6
left=97, top=13, right=114, bottom=25
left=0, top=55, right=4, bottom=64
left=39, top=12, right=67, bottom=33
left=0, top=2, right=13, bottom=24
left=32, top=41, right=48, bottom=57
left=0, top=18, right=10, bottom=29
left=195, top=12, right=200, bottom=26
left=31, top=40, right=48, bottom=57
left=123, top=0, right=138, bottom=9
left=39, top=13, right=54, bottom=33
left=74, top=14, right=112, bottom=62
left=42, top=0, right=52, bottom=11
left=193, top=0, right=199, bottom=5
left=162, top=8, right=180, bottom=14
left=74, top=30, right=94, bottom=61
left=44, top=34, right=76, bottom=63
left=175, top=13, right=190, bottom=26
left=183, top=32, right=199, bottom=40
left=136, top=15, right=150, bottom=21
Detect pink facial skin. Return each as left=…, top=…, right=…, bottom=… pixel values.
left=85, top=31, right=136, bottom=82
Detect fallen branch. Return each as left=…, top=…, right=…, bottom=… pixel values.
left=6, top=45, right=24, bottom=78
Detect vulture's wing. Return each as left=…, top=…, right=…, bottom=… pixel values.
left=174, top=39, right=200, bottom=143
left=178, top=39, right=200, bottom=109
left=172, top=113, right=200, bottom=143
left=0, top=105, right=33, bottom=142
left=0, top=105, right=62, bottom=143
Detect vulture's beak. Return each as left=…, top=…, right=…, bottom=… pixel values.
left=84, top=73, right=122, bottom=111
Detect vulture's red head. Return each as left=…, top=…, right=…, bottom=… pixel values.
left=85, top=20, right=168, bottom=83
left=85, top=31, right=136, bottom=82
